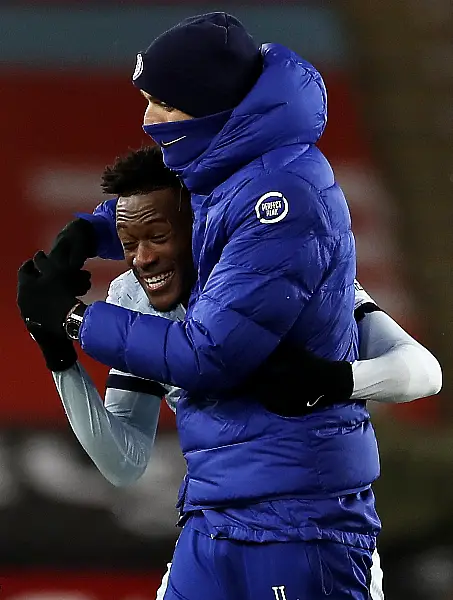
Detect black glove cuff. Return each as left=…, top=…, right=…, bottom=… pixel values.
left=251, top=347, right=355, bottom=417
left=43, top=342, right=78, bottom=372
left=320, top=360, right=354, bottom=402
left=28, top=327, right=77, bottom=372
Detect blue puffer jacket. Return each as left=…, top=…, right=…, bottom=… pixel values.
left=80, top=44, right=380, bottom=542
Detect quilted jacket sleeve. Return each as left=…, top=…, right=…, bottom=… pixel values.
left=76, top=197, right=124, bottom=260
left=79, top=174, right=349, bottom=394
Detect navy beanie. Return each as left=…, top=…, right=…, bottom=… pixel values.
left=132, top=12, right=262, bottom=118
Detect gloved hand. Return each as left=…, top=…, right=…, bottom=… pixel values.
left=48, top=218, right=97, bottom=271
left=247, top=342, right=354, bottom=417
left=17, top=251, right=88, bottom=337
left=26, top=323, right=77, bottom=372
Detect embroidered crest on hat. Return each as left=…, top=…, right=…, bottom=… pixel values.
left=132, top=53, right=144, bottom=81
left=131, top=12, right=261, bottom=118
left=255, top=192, right=289, bottom=224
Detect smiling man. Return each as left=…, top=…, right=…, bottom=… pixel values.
left=19, top=146, right=442, bottom=600
left=111, top=156, right=194, bottom=313
left=17, top=13, right=383, bottom=599
left=15, top=12, right=432, bottom=600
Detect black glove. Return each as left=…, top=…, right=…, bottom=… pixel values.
left=17, top=251, right=88, bottom=337
left=26, top=323, right=77, bottom=372
left=248, top=341, right=354, bottom=417
left=48, top=218, right=97, bottom=271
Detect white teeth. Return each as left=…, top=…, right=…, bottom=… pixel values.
left=143, top=271, right=173, bottom=289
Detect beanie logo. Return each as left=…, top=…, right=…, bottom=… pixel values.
left=255, top=192, right=289, bottom=224
left=132, top=53, right=144, bottom=81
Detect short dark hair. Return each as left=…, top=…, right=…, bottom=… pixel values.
left=101, top=145, right=181, bottom=197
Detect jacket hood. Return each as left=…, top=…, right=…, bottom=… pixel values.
left=177, top=43, right=328, bottom=192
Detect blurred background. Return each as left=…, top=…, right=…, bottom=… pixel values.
left=0, top=0, right=452, bottom=598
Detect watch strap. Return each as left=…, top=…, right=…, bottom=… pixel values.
left=64, top=302, right=87, bottom=340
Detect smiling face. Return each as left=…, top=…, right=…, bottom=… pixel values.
left=116, top=187, right=194, bottom=312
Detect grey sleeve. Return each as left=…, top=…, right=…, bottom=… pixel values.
left=52, top=363, right=161, bottom=486
left=352, top=284, right=442, bottom=403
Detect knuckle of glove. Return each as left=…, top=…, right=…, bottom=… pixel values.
left=73, top=271, right=92, bottom=296
left=62, top=269, right=91, bottom=296
left=49, top=219, right=96, bottom=269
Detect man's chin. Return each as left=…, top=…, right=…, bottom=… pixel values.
left=146, top=289, right=180, bottom=313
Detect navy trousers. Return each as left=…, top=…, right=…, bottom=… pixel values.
left=162, top=517, right=373, bottom=600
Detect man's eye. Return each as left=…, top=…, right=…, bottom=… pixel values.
left=122, top=241, right=137, bottom=251
left=155, top=100, right=174, bottom=113
left=151, top=234, right=169, bottom=243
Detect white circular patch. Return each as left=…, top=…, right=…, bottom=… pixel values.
left=132, top=53, right=144, bottom=81
left=254, top=191, right=289, bottom=224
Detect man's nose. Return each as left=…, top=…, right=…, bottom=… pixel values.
left=143, top=104, right=154, bottom=126
left=134, top=242, right=159, bottom=270
left=144, top=103, right=164, bottom=126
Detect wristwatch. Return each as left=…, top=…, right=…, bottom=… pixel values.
left=64, top=302, right=88, bottom=340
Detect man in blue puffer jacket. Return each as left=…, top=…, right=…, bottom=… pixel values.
left=18, top=13, right=381, bottom=599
